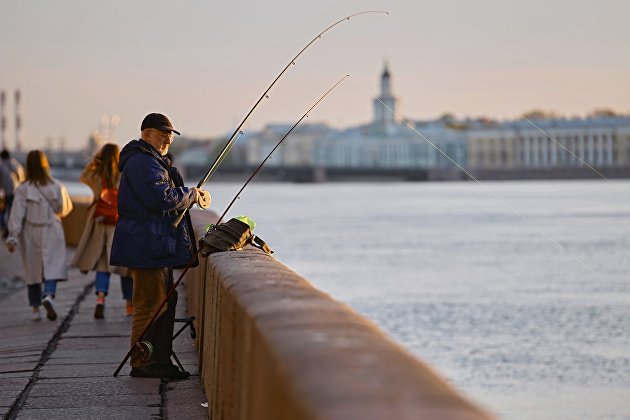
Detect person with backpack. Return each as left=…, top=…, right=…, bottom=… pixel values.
left=5, top=150, right=73, bottom=321
left=0, top=149, right=25, bottom=238
left=71, top=143, right=133, bottom=319
left=111, top=113, right=210, bottom=380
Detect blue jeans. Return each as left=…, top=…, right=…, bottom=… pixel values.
left=95, top=271, right=133, bottom=300
left=0, top=195, right=14, bottom=231
left=27, top=279, right=57, bottom=306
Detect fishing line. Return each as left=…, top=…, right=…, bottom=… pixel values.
left=352, top=78, right=627, bottom=297
left=460, top=71, right=610, bottom=181
left=171, top=10, right=388, bottom=228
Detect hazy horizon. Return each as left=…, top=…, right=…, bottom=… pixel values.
left=1, top=0, right=629, bottom=150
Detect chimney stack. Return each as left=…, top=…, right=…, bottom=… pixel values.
left=0, top=91, right=6, bottom=150
left=14, top=89, right=23, bottom=151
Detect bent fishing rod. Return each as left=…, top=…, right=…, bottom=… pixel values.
left=114, top=75, right=349, bottom=377
left=171, top=10, right=388, bottom=228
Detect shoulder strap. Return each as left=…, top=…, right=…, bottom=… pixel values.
left=35, top=184, right=58, bottom=213
left=250, top=235, right=273, bottom=254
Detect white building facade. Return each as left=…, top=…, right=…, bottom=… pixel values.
left=245, top=63, right=630, bottom=172
left=313, top=64, right=468, bottom=170
left=468, top=117, right=630, bottom=169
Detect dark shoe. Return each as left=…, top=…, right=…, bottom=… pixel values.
left=130, top=364, right=190, bottom=380
left=94, top=303, right=105, bottom=319
left=163, top=363, right=190, bottom=380
left=42, top=297, right=57, bottom=321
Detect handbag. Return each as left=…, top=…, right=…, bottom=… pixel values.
left=199, top=218, right=272, bottom=256
left=93, top=179, right=118, bottom=225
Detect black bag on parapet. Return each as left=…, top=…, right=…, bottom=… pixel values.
left=199, top=218, right=273, bottom=257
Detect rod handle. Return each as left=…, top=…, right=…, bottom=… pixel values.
left=171, top=208, right=188, bottom=228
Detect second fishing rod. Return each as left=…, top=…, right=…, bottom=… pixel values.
left=113, top=75, right=349, bottom=376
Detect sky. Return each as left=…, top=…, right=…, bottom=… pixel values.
left=1, top=0, right=629, bottom=150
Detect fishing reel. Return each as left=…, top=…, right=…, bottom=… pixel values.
left=197, top=190, right=211, bottom=209
left=134, top=340, right=154, bottom=363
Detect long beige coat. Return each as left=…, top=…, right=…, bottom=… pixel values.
left=7, top=179, right=73, bottom=285
left=70, top=167, right=128, bottom=276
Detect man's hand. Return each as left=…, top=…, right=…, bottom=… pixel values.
left=6, top=242, right=16, bottom=253
left=189, top=187, right=200, bottom=203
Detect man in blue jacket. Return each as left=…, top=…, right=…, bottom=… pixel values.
left=111, top=113, right=209, bottom=379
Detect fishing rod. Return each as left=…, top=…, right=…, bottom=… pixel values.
left=114, top=75, right=349, bottom=377
left=171, top=10, right=388, bottom=228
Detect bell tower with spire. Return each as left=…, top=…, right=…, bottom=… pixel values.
left=373, top=61, right=398, bottom=134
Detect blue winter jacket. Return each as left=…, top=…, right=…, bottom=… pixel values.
left=110, top=139, right=199, bottom=269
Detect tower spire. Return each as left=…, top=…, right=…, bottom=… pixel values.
left=373, top=60, right=398, bottom=133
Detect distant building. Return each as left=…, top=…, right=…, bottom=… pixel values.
left=314, top=63, right=468, bottom=170
left=225, top=62, right=630, bottom=176
left=468, top=116, right=630, bottom=169
left=246, top=123, right=334, bottom=167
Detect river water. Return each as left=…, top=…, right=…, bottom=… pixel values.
left=67, top=179, right=630, bottom=419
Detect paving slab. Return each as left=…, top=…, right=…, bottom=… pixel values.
left=0, top=397, right=20, bottom=410
left=38, top=363, right=133, bottom=379
left=22, top=393, right=160, bottom=409
left=15, top=406, right=162, bottom=420
left=0, top=351, right=42, bottom=361
left=0, top=371, right=33, bottom=379
left=0, top=378, right=31, bottom=392
left=52, top=336, right=129, bottom=350
left=164, top=377, right=209, bottom=420
left=29, top=377, right=159, bottom=397
left=0, top=362, right=38, bottom=374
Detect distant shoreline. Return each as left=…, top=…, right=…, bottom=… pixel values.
left=126, top=164, right=630, bottom=183
left=51, top=165, right=630, bottom=185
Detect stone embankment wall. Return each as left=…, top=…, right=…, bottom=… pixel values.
left=64, top=199, right=493, bottom=420
left=62, top=196, right=92, bottom=246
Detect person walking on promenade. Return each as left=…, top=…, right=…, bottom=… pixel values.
left=71, top=143, right=133, bottom=319
left=111, top=113, right=209, bottom=379
left=0, top=149, right=25, bottom=238
left=5, top=150, right=73, bottom=321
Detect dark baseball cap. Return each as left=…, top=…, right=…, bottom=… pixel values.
left=141, top=113, right=180, bottom=135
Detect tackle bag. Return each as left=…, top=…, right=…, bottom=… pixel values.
left=199, top=218, right=272, bottom=256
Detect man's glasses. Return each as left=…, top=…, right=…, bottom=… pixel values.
left=154, top=130, right=175, bottom=141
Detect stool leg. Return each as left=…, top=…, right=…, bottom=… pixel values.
left=171, top=317, right=196, bottom=373
left=171, top=351, right=186, bottom=373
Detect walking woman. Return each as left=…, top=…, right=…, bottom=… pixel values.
left=71, top=143, right=133, bottom=318
left=5, top=150, right=73, bottom=321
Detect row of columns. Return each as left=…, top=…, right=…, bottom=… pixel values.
left=520, top=133, right=614, bottom=167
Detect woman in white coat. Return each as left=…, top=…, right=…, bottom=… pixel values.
left=5, top=150, right=73, bottom=321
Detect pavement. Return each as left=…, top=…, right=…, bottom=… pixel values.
left=0, top=244, right=208, bottom=420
